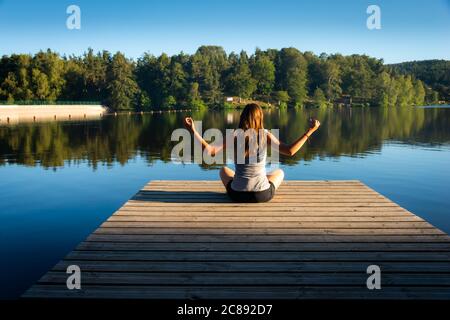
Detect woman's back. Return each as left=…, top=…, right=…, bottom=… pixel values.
left=231, top=129, right=270, bottom=192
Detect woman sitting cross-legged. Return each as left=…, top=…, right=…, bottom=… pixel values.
left=183, top=103, right=320, bottom=203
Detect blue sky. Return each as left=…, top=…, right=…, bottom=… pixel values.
left=0, top=0, right=449, bottom=63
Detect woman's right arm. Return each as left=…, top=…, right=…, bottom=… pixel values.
left=267, top=119, right=320, bottom=157
left=184, top=117, right=225, bottom=156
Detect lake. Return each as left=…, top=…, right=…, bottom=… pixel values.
left=1, top=106, right=450, bottom=299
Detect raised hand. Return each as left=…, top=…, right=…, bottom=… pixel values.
left=183, top=117, right=195, bottom=132
left=312, top=119, right=320, bottom=130
left=308, top=118, right=321, bottom=131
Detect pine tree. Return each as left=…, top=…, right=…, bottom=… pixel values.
left=106, top=52, right=139, bottom=111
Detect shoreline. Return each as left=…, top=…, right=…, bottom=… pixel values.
left=0, top=105, right=108, bottom=124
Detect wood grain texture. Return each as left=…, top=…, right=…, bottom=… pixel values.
left=23, top=180, right=450, bottom=300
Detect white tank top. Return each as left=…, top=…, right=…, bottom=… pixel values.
left=230, top=129, right=271, bottom=192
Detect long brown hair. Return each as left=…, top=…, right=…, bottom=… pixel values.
left=238, top=103, right=264, bottom=132
left=234, top=103, right=265, bottom=162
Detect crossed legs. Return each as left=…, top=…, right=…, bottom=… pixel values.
left=266, top=168, right=284, bottom=190
left=220, top=166, right=284, bottom=190
left=219, top=166, right=235, bottom=187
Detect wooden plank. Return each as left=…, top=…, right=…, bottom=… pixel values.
left=142, top=189, right=384, bottom=195
left=142, top=187, right=380, bottom=191
left=116, top=207, right=410, bottom=213
left=144, top=185, right=384, bottom=191
left=142, top=187, right=378, bottom=191
left=148, top=180, right=362, bottom=184
left=99, top=221, right=434, bottom=228
left=124, top=202, right=401, bottom=207
left=135, top=194, right=388, bottom=200
left=132, top=197, right=392, bottom=203
left=141, top=188, right=379, bottom=193
left=75, top=241, right=450, bottom=251
left=38, top=271, right=450, bottom=286
left=23, top=285, right=450, bottom=300
left=88, top=232, right=450, bottom=243
left=65, top=250, right=450, bottom=261
left=93, top=227, right=444, bottom=235
left=140, top=193, right=381, bottom=198
left=87, top=233, right=450, bottom=243
left=107, top=215, right=424, bottom=222
left=51, top=260, right=450, bottom=273
left=138, top=191, right=383, bottom=196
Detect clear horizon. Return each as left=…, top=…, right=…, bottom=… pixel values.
left=0, top=0, right=449, bottom=63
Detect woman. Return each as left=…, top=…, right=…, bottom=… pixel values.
left=184, top=103, right=320, bottom=202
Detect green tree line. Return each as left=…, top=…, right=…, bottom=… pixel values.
left=0, top=46, right=440, bottom=111
left=389, top=60, right=450, bottom=102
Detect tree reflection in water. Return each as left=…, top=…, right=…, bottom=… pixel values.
left=0, top=107, right=449, bottom=169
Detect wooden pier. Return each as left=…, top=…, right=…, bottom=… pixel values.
left=24, top=180, right=450, bottom=299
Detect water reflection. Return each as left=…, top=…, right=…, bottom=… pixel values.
left=0, top=107, right=449, bottom=169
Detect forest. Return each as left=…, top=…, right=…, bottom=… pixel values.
left=389, top=59, right=450, bottom=102
left=0, top=46, right=442, bottom=111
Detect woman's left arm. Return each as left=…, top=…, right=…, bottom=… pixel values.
left=267, top=119, right=320, bottom=157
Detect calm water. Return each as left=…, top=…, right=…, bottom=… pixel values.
left=1, top=107, right=450, bottom=299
